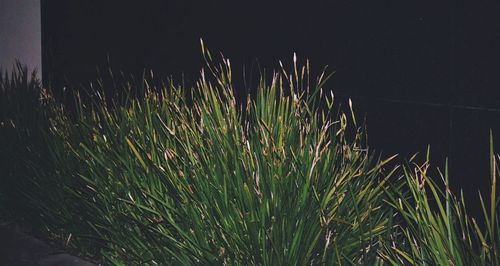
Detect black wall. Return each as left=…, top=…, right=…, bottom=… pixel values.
left=42, top=1, right=500, bottom=213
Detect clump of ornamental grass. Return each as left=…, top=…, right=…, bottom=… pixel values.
left=5, top=44, right=398, bottom=265
left=0, top=64, right=42, bottom=182
left=0, top=64, right=53, bottom=223
left=1, top=43, right=500, bottom=265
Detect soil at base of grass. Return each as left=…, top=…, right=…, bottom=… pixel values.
left=0, top=224, right=97, bottom=266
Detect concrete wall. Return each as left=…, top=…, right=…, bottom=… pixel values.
left=0, top=0, right=41, bottom=78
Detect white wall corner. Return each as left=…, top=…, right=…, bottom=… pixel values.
left=0, top=0, right=42, bottom=80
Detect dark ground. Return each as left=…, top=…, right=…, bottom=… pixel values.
left=0, top=223, right=96, bottom=266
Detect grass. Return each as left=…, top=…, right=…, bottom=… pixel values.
left=1, top=43, right=500, bottom=265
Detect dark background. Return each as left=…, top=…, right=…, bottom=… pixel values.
left=41, top=1, right=500, bottom=214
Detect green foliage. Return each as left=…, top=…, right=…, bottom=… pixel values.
left=382, top=140, right=500, bottom=266
left=0, top=64, right=51, bottom=222
left=1, top=45, right=500, bottom=265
